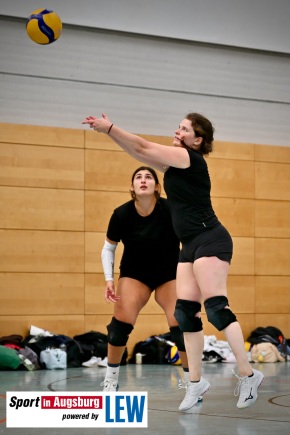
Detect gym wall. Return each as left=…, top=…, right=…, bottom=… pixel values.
left=0, top=123, right=289, bottom=354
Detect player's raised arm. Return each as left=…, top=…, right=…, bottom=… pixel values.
left=82, top=113, right=190, bottom=172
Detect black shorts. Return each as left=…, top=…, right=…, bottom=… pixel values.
left=179, top=224, right=233, bottom=263
left=119, top=266, right=176, bottom=291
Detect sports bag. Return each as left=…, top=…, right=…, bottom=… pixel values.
left=40, top=348, right=67, bottom=369
left=251, top=342, right=285, bottom=363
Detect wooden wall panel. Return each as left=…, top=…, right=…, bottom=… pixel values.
left=207, top=159, right=255, bottom=198
left=0, top=124, right=84, bottom=149
left=229, top=237, right=255, bottom=275
left=0, top=273, right=84, bottom=315
left=211, top=141, right=254, bottom=161
left=0, top=230, right=84, bottom=272
left=85, top=273, right=114, bottom=315
left=0, top=123, right=289, bottom=353
left=211, top=198, right=254, bottom=237
left=255, top=200, right=290, bottom=238
left=0, top=186, right=84, bottom=230
left=85, top=130, right=121, bottom=151
left=0, top=143, right=84, bottom=189
left=85, top=191, right=129, bottom=232
left=85, top=149, right=163, bottom=192
left=85, top=314, right=113, bottom=337
left=255, top=162, right=290, bottom=200
left=227, top=276, right=255, bottom=313
left=255, top=238, right=290, bottom=276
left=255, top=144, right=290, bottom=164
left=255, top=314, right=290, bottom=337
left=0, top=316, right=85, bottom=338
left=255, top=276, right=290, bottom=314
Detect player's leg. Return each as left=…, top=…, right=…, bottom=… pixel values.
left=155, top=279, right=189, bottom=383
left=102, top=277, right=151, bottom=391
left=173, top=262, right=210, bottom=411
left=195, top=256, right=264, bottom=408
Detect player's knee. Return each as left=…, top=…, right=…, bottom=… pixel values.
left=169, top=326, right=186, bottom=352
left=204, top=295, right=237, bottom=331
left=174, top=299, right=203, bottom=332
left=107, top=317, right=134, bottom=346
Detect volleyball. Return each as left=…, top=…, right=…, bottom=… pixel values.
left=26, top=9, right=62, bottom=45
left=166, top=345, right=181, bottom=365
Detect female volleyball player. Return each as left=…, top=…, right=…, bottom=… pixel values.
left=83, top=112, right=264, bottom=410
left=100, top=166, right=189, bottom=392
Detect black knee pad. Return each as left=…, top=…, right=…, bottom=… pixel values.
left=169, top=326, right=186, bottom=352
left=204, top=296, right=237, bottom=331
left=174, top=299, right=203, bottom=333
left=107, top=317, right=134, bottom=347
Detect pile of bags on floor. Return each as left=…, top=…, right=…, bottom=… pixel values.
left=129, top=326, right=289, bottom=365
left=128, top=332, right=234, bottom=365
left=0, top=326, right=126, bottom=371
left=246, top=326, right=289, bottom=363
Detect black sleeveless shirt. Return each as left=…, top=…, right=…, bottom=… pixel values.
left=163, top=148, right=219, bottom=243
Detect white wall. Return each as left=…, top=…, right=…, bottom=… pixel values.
left=0, top=0, right=290, bottom=146
left=1, top=0, right=290, bottom=53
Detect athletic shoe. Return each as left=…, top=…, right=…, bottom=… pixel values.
left=178, top=379, right=202, bottom=401
left=98, top=357, right=108, bottom=367
left=179, top=377, right=210, bottom=411
left=101, top=378, right=119, bottom=391
left=233, top=368, right=264, bottom=409
left=82, top=356, right=102, bottom=367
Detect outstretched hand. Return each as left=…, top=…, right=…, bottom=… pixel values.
left=82, top=113, right=112, bottom=133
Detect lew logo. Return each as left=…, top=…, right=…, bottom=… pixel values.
left=105, top=395, right=146, bottom=423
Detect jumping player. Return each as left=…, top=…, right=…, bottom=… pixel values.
left=83, top=112, right=264, bottom=410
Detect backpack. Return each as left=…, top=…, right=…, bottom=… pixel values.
left=23, top=334, right=85, bottom=368
left=18, top=346, right=41, bottom=370
left=0, top=345, right=21, bottom=370
left=128, top=333, right=172, bottom=364
left=73, top=331, right=128, bottom=365
left=247, top=326, right=285, bottom=346
left=251, top=342, right=285, bottom=363
left=73, top=331, right=108, bottom=359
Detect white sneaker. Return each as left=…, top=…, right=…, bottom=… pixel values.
left=179, top=377, right=210, bottom=411
left=178, top=379, right=203, bottom=402
left=101, top=378, right=119, bottom=391
left=98, top=357, right=108, bottom=367
left=82, top=356, right=102, bottom=367
left=233, top=368, right=264, bottom=409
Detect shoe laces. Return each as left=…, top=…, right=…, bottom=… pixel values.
left=178, top=379, right=188, bottom=389
left=232, top=369, right=250, bottom=397
left=100, top=378, right=118, bottom=390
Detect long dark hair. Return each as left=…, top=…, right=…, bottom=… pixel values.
left=130, top=166, right=161, bottom=201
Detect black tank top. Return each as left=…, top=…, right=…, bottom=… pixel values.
left=163, top=148, right=219, bottom=243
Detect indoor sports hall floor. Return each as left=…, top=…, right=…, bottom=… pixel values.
left=0, top=362, right=289, bottom=434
